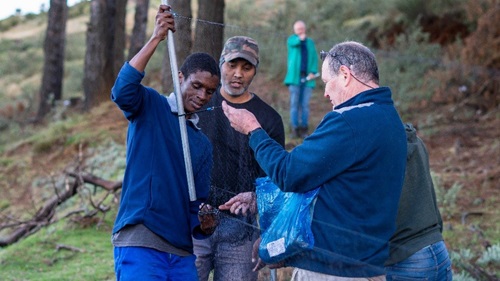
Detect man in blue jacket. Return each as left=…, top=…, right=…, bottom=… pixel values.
left=222, top=41, right=407, bottom=280
left=110, top=5, right=220, bottom=281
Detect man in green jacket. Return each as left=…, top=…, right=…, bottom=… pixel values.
left=284, top=20, right=319, bottom=139
left=385, top=123, right=453, bottom=280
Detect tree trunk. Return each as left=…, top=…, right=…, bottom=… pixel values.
left=161, top=0, right=193, bottom=93
left=83, top=0, right=127, bottom=111
left=193, top=0, right=224, bottom=60
left=83, top=0, right=107, bottom=110
left=36, top=0, right=68, bottom=121
left=128, top=0, right=150, bottom=60
left=112, top=0, right=128, bottom=75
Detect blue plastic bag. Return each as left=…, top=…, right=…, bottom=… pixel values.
left=255, top=177, right=320, bottom=264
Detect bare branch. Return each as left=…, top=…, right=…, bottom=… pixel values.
left=56, top=243, right=85, bottom=253
left=66, top=171, right=122, bottom=191
left=0, top=170, right=122, bottom=247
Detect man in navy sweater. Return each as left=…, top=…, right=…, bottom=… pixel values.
left=111, top=5, right=220, bottom=281
left=222, top=41, right=407, bottom=280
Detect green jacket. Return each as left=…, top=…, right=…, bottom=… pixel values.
left=283, top=34, right=319, bottom=88
left=385, top=123, right=444, bottom=265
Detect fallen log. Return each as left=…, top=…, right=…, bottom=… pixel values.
left=0, top=172, right=122, bottom=247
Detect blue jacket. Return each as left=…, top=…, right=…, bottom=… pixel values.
left=111, top=62, right=212, bottom=253
left=250, top=87, right=406, bottom=277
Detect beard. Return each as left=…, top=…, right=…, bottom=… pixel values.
left=222, top=83, right=246, bottom=97
left=220, top=75, right=250, bottom=97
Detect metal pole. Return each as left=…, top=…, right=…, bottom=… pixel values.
left=270, top=269, right=277, bottom=281
left=162, top=0, right=197, bottom=201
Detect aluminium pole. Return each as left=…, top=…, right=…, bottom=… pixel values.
left=162, top=0, right=197, bottom=201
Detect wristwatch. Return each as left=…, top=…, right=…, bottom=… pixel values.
left=248, top=127, right=263, bottom=136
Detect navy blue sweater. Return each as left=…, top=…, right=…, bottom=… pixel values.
left=250, top=87, right=406, bottom=277
left=111, top=62, right=212, bottom=253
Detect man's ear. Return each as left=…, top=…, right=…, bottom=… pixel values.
left=339, top=65, right=351, bottom=86
left=178, top=71, right=184, bottom=84
left=339, top=65, right=349, bottom=78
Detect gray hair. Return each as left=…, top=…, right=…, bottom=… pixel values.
left=327, top=41, right=379, bottom=85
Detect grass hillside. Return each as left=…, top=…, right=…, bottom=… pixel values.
left=0, top=0, right=499, bottom=280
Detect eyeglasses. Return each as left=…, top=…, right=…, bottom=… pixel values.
left=320, top=50, right=374, bottom=89
left=320, top=50, right=352, bottom=66
left=320, top=50, right=331, bottom=61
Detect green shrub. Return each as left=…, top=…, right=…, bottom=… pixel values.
left=68, top=1, right=91, bottom=19
left=85, top=140, right=126, bottom=181
left=377, top=23, right=442, bottom=110
left=477, top=243, right=500, bottom=265
left=0, top=16, right=21, bottom=31
left=433, top=172, right=462, bottom=220
left=453, top=271, right=477, bottom=281
left=30, top=121, right=71, bottom=153
left=450, top=244, right=500, bottom=280
left=0, top=37, right=44, bottom=78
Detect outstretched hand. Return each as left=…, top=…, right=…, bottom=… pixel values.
left=222, top=101, right=261, bottom=135
left=219, top=192, right=256, bottom=216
